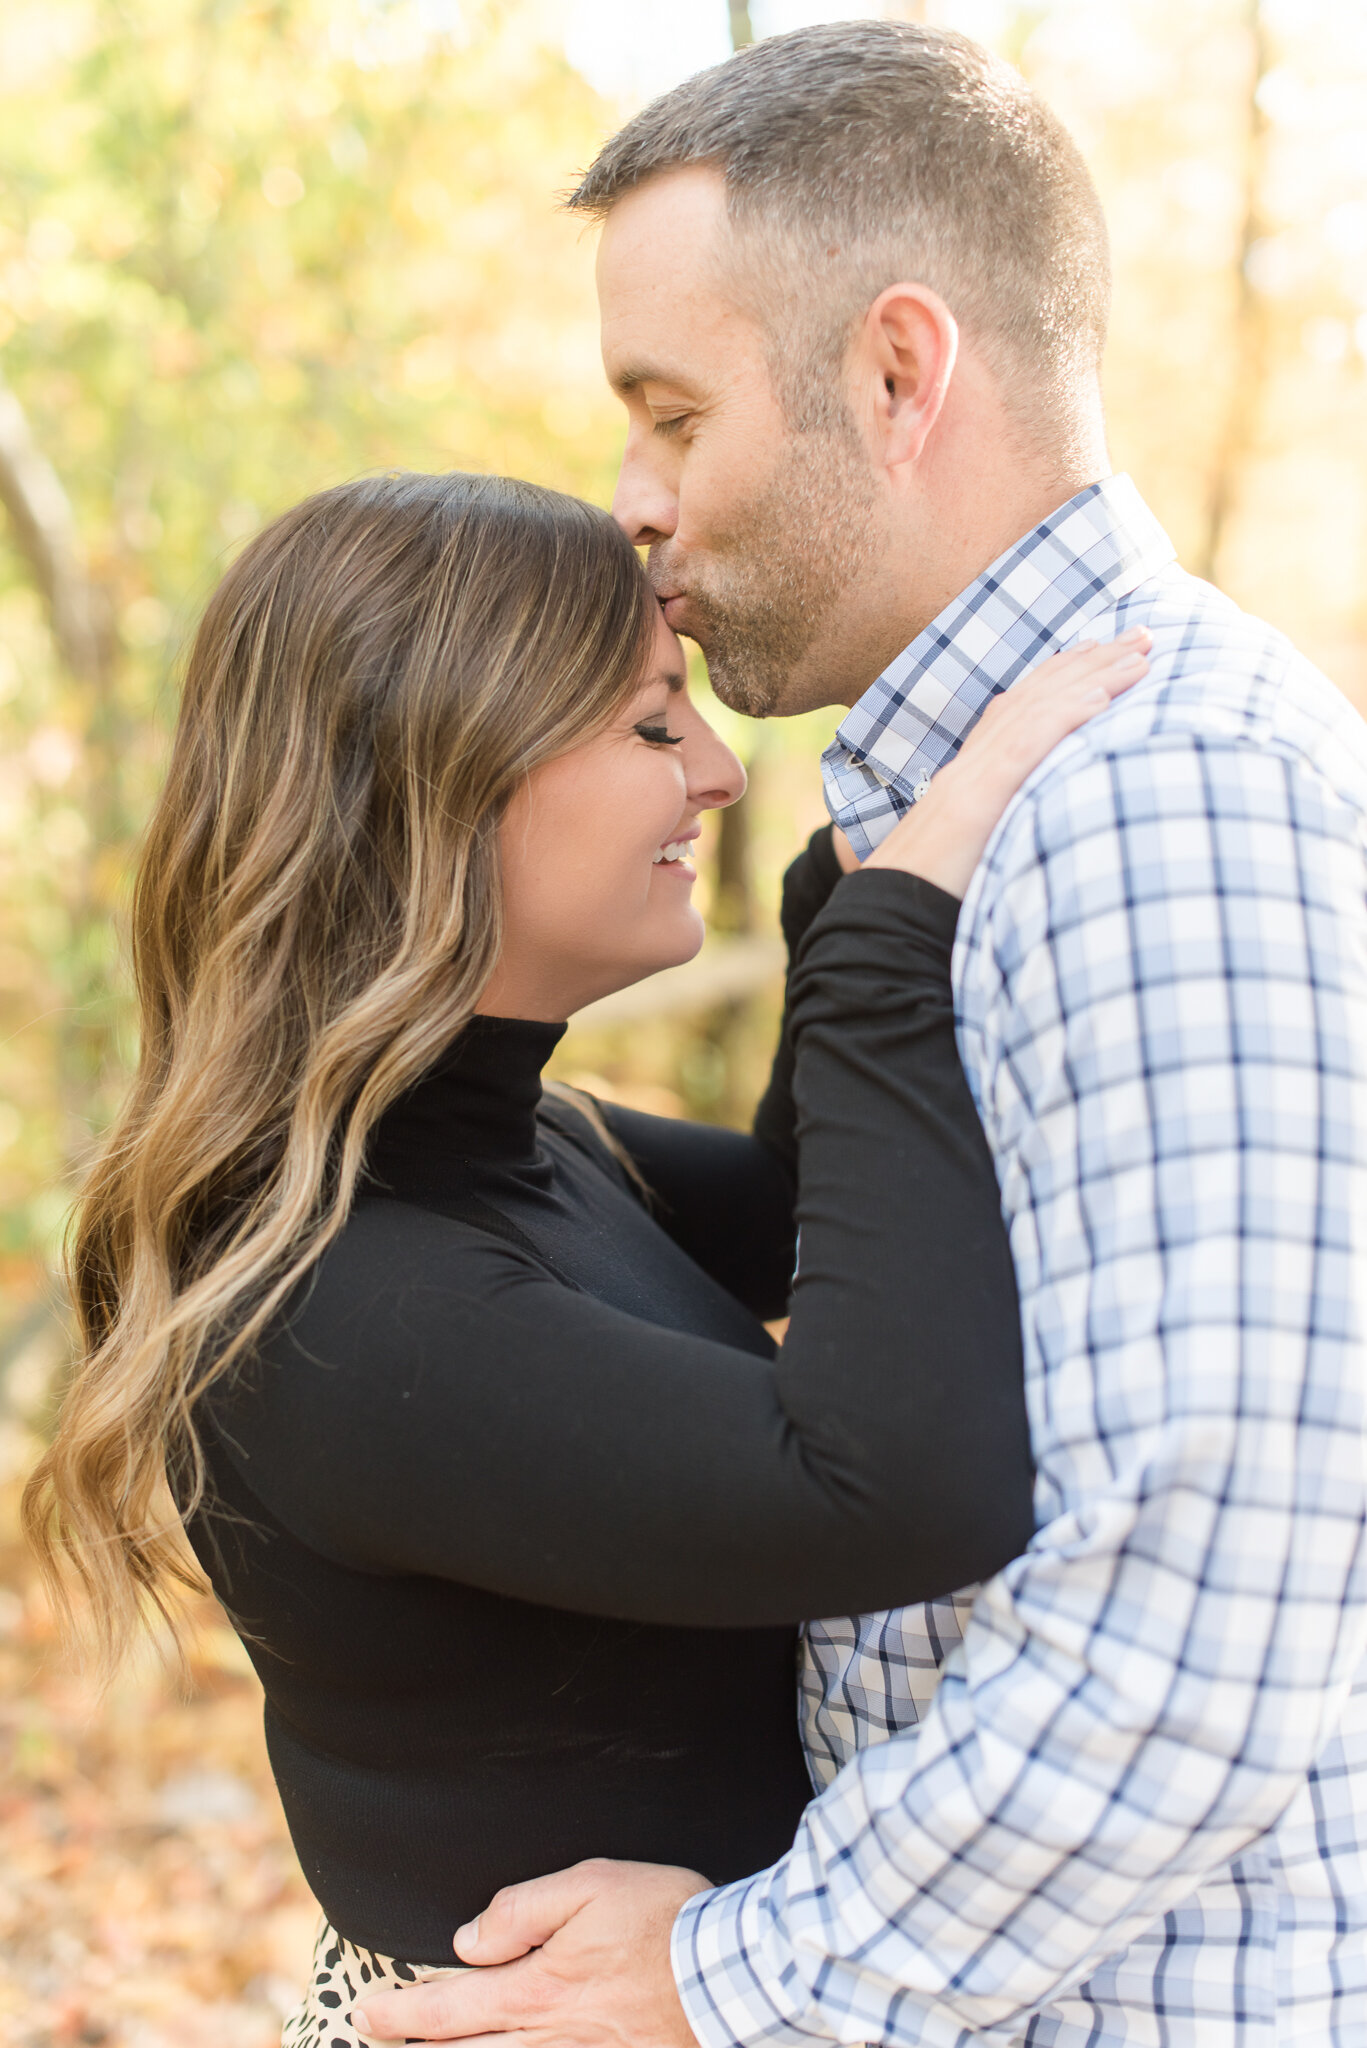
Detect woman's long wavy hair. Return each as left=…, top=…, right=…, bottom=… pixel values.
left=23, top=471, right=656, bottom=1676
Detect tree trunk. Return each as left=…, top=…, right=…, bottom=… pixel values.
left=0, top=367, right=124, bottom=1170
left=711, top=0, right=761, bottom=936
left=0, top=371, right=104, bottom=684
left=1196, top=0, right=1270, bottom=587
left=712, top=776, right=754, bottom=935
left=728, top=2, right=754, bottom=51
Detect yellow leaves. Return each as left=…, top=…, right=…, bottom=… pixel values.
left=120, top=597, right=171, bottom=648
left=406, top=177, right=453, bottom=224
left=328, top=124, right=369, bottom=175
left=27, top=219, right=77, bottom=265
left=26, top=726, right=79, bottom=790
left=40, top=808, right=91, bottom=863
left=541, top=389, right=600, bottom=442
left=261, top=166, right=306, bottom=210
left=399, top=333, right=461, bottom=390
left=0, top=0, right=92, bottom=96
left=180, top=167, right=225, bottom=227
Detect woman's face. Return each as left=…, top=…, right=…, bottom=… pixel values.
left=479, top=607, right=745, bottom=1021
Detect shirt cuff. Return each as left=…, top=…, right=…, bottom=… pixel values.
left=672, top=1875, right=832, bottom=2048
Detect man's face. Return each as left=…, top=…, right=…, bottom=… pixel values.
left=597, top=167, right=882, bottom=718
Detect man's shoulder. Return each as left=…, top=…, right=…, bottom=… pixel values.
left=954, top=574, right=1367, bottom=985
left=1076, top=564, right=1357, bottom=761
left=1004, top=571, right=1367, bottom=858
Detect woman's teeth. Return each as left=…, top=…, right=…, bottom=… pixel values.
left=653, top=841, right=691, bottom=865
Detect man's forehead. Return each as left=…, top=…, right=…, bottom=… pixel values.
left=597, top=162, right=730, bottom=254
left=596, top=168, right=729, bottom=309
left=596, top=178, right=761, bottom=390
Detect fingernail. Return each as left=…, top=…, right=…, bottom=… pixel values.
left=455, top=1917, right=480, bottom=1951
left=351, top=2008, right=371, bottom=2035
left=1076, top=636, right=1097, bottom=650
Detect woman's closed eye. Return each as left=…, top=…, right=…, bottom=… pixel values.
left=634, top=721, right=683, bottom=747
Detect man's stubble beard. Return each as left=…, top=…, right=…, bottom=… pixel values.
left=650, top=420, right=881, bottom=719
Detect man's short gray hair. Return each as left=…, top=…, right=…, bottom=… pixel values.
left=568, top=21, right=1109, bottom=453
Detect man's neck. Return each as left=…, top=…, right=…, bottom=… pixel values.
left=919, top=467, right=1104, bottom=631
left=883, top=369, right=1112, bottom=661
left=827, top=459, right=1109, bottom=711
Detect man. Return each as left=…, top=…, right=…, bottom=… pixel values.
left=356, top=22, right=1367, bottom=2046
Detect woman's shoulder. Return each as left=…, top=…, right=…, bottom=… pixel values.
left=202, top=1196, right=543, bottom=1442
left=306, top=1192, right=547, bottom=1313
left=261, top=1197, right=539, bottom=1370
left=536, top=1086, right=644, bottom=1196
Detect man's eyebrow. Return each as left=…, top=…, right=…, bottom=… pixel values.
left=611, top=358, right=691, bottom=397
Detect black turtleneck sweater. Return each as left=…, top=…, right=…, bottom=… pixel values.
left=188, top=846, right=1033, bottom=1964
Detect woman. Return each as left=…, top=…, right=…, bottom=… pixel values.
left=23, top=472, right=1147, bottom=2042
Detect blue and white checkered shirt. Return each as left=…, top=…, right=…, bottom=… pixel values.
left=673, top=477, right=1367, bottom=2046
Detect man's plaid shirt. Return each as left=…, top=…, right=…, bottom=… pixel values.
left=673, top=477, right=1367, bottom=2046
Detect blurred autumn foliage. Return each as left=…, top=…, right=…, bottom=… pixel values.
left=2, top=1480, right=319, bottom=2046
left=2, top=2, right=1366, bottom=2043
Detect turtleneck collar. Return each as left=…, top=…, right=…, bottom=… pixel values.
left=363, top=1014, right=568, bottom=1201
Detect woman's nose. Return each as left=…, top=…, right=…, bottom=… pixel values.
left=689, top=736, right=746, bottom=814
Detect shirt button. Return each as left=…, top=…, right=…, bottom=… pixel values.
left=912, top=778, right=931, bottom=803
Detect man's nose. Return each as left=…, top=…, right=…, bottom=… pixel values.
left=612, top=441, right=678, bottom=548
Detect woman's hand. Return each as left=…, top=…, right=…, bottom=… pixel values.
left=860, top=628, right=1151, bottom=899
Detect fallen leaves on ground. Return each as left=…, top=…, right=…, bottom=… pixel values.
left=1, top=1462, right=319, bottom=2048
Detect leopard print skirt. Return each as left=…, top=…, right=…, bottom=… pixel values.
left=282, top=1918, right=470, bottom=2048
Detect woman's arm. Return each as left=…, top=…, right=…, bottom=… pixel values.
left=212, top=873, right=1032, bottom=1625
left=210, top=636, right=1149, bottom=1626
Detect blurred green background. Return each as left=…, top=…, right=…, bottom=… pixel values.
left=1, top=3, right=1366, bottom=2034
left=4, top=0, right=1367, bottom=1354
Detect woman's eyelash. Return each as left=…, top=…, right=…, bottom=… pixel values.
left=634, top=722, right=684, bottom=746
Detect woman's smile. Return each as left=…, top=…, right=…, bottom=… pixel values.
left=652, top=835, right=698, bottom=875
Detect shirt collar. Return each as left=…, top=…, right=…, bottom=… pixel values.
left=823, top=474, right=1176, bottom=853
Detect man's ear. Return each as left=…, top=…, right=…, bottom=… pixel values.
left=854, top=283, right=959, bottom=473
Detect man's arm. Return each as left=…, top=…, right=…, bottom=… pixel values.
left=667, top=733, right=1367, bottom=2047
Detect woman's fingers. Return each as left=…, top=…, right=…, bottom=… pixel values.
left=861, top=628, right=1151, bottom=899
left=959, top=630, right=1150, bottom=772
left=831, top=826, right=861, bottom=874
left=1025, top=625, right=1150, bottom=689
left=1013, top=626, right=1149, bottom=696
left=981, top=628, right=1150, bottom=721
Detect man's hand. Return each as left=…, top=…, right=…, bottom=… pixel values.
left=350, top=1859, right=711, bottom=2048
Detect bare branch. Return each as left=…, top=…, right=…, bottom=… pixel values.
left=0, top=366, right=102, bottom=681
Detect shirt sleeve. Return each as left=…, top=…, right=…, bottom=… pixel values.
left=673, top=734, right=1367, bottom=2045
